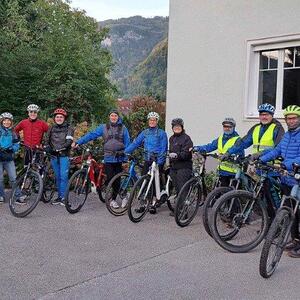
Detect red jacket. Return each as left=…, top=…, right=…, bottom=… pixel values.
left=15, top=119, right=49, bottom=148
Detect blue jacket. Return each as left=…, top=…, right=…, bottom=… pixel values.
left=228, top=120, right=284, bottom=155
left=0, top=126, right=19, bottom=161
left=125, top=127, right=168, bottom=165
left=260, top=128, right=300, bottom=186
left=194, top=131, right=244, bottom=176
left=76, top=119, right=130, bottom=163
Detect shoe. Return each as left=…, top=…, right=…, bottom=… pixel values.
left=16, top=197, right=26, bottom=205
left=149, top=205, right=157, bottom=214
left=52, top=197, right=63, bottom=205
left=287, top=243, right=300, bottom=258
left=134, top=206, right=145, bottom=214
left=285, top=239, right=300, bottom=252
left=0, top=196, right=4, bottom=203
left=121, top=198, right=128, bottom=208
left=110, top=200, right=119, bottom=209
left=59, top=198, right=65, bottom=207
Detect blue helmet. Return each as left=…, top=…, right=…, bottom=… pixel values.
left=258, top=103, right=275, bottom=115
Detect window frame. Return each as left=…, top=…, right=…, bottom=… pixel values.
left=245, top=34, right=300, bottom=119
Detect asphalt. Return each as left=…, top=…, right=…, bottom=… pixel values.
left=1, top=195, right=299, bottom=300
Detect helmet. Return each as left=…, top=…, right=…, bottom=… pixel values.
left=53, top=108, right=67, bottom=117
left=147, top=112, right=160, bottom=121
left=222, top=117, right=236, bottom=127
left=171, top=118, right=184, bottom=128
left=0, top=112, right=13, bottom=120
left=283, top=105, right=300, bottom=117
left=258, top=103, right=275, bottom=115
left=27, top=104, right=40, bottom=112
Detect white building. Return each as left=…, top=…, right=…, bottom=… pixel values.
left=166, top=0, right=300, bottom=147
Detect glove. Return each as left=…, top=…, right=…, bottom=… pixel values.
left=220, top=153, right=230, bottom=161
left=169, top=152, right=178, bottom=159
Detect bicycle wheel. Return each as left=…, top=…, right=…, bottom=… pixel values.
left=128, top=175, right=153, bottom=223
left=203, top=186, right=233, bottom=237
left=9, top=169, right=43, bottom=218
left=166, top=178, right=177, bottom=212
left=175, top=178, right=202, bottom=227
left=97, top=185, right=106, bottom=203
left=105, top=172, right=136, bottom=216
left=211, top=190, right=269, bottom=253
left=41, top=167, right=56, bottom=203
left=259, top=208, right=292, bottom=278
left=65, top=169, right=89, bottom=214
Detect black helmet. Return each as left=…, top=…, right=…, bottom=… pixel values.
left=171, top=118, right=184, bottom=128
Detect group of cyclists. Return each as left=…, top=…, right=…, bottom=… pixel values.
left=1, top=101, right=300, bottom=260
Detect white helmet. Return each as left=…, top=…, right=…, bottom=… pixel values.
left=0, top=112, right=13, bottom=120
left=27, top=104, right=40, bottom=112
left=147, top=111, right=160, bottom=121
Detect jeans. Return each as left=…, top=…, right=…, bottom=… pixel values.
left=105, top=163, right=123, bottom=200
left=0, top=160, right=17, bottom=198
left=51, top=156, right=70, bottom=199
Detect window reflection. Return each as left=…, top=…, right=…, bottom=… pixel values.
left=284, top=48, right=294, bottom=68
left=295, top=47, right=300, bottom=67
left=260, top=51, right=278, bottom=70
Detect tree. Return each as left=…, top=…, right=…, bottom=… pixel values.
left=0, top=0, right=116, bottom=123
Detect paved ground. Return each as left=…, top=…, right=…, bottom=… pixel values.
left=1, top=195, right=299, bottom=300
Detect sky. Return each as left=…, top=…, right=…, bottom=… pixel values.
left=69, top=0, right=169, bottom=21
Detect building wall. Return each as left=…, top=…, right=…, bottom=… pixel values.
left=166, top=0, right=300, bottom=148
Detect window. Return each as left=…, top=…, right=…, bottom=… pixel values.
left=245, top=35, right=300, bottom=118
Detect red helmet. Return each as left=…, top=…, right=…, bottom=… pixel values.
left=53, top=108, right=67, bottom=117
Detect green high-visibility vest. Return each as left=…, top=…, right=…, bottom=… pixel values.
left=217, top=135, right=239, bottom=173
left=252, top=123, right=276, bottom=153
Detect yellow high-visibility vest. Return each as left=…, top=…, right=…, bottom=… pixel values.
left=217, top=135, right=239, bottom=173
left=252, top=123, right=276, bottom=153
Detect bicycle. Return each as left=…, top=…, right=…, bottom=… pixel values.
left=202, top=155, right=255, bottom=236
left=174, top=152, right=220, bottom=227
left=105, top=154, right=141, bottom=216
left=210, top=161, right=282, bottom=253
left=127, top=152, right=176, bottom=223
left=65, top=145, right=106, bottom=214
left=9, top=145, right=56, bottom=218
left=259, top=164, right=300, bottom=278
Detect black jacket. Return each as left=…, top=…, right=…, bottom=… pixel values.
left=45, top=122, right=74, bottom=156
left=169, top=131, right=193, bottom=170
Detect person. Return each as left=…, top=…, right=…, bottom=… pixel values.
left=0, top=112, right=20, bottom=203
left=226, top=103, right=284, bottom=159
left=15, top=104, right=48, bottom=166
left=168, top=118, right=193, bottom=216
left=125, top=112, right=168, bottom=214
left=259, top=105, right=300, bottom=258
left=74, top=110, right=130, bottom=209
left=44, top=108, right=74, bottom=206
left=193, top=117, right=244, bottom=186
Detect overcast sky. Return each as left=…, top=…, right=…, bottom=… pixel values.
left=69, top=0, right=169, bottom=21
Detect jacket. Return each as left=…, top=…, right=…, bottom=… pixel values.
left=0, top=126, right=19, bottom=161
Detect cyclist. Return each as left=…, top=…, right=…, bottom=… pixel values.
left=15, top=104, right=49, bottom=167
left=168, top=118, right=193, bottom=216
left=125, top=112, right=168, bottom=214
left=259, top=105, right=300, bottom=258
left=0, top=112, right=21, bottom=203
left=226, top=103, right=284, bottom=159
left=193, top=117, right=244, bottom=186
left=74, top=110, right=130, bottom=209
left=44, top=108, right=74, bottom=206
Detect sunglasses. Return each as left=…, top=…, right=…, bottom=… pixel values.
left=223, top=125, right=233, bottom=129
left=29, top=111, right=37, bottom=114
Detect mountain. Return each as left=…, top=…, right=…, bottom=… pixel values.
left=99, top=16, right=168, bottom=99
left=126, top=38, right=168, bottom=100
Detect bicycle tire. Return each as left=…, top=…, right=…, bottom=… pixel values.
left=9, top=169, right=43, bottom=218
left=259, top=208, right=292, bottom=278
left=211, top=190, right=269, bottom=253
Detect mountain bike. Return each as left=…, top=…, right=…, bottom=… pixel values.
left=259, top=164, right=300, bottom=278
left=65, top=146, right=106, bottom=214
left=174, top=152, right=220, bottom=227
left=9, top=145, right=56, bottom=218
left=105, top=154, right=141, bottom=216
left=203, top=155, right=255, bottom=236
left=127, top=153, right=176, bottom=223
left=210, top=162, right=282, bottom=253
